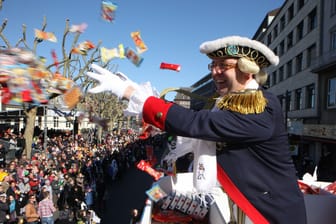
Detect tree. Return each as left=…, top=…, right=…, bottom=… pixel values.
left=0, top=17, right=125, bottom=158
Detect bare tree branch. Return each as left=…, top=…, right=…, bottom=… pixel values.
left=0, top=19, right=10, bottom=48
left=32, top=16, right=47, bottom=53
left=15, top=24, right=30, bottom=49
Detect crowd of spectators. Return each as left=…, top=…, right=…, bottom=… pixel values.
left=0, top=128, right=164, bottom=224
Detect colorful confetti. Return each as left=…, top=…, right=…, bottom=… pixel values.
left=101, top=1, right=118, bottom=22
left=100, top=47, right=119, bottom=63
left=69, top=23, right=88, bottom=33
left=160, top=62, right=181, bottom=72
left=125, top=47, right=144, bottom=67
left=34, top=29, right=57, bottom=42
left=131, top=31, right=148, bottom=54
left=71, top=40, right=95, bottom=55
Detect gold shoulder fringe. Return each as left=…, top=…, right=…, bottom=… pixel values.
left=216, top=89, right=267, bottom=114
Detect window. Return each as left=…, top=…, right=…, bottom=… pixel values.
left=286, top=60, right=293, bottom=78
left=287, top=32, right=293, bottom=49
left=327, top=78, right=336, bottom=108
left=279, top=41, right=285, bottom=56
left=295, top=53, right=303, bottom=72
left=277, top=95, right=284, bottom=107
left=306, top=84, right=315, bottom=109
left=298, top=0, right=305, bottom=11
left=287, top=91, right=292, bottom=111
left=53, top=116, right=59, bottom=128
left=280, top=16, right=286, bottom=32
left=332, top=0, right=336, bottom=15
left=295, top=88, right=303, bottom=110
left=307, top=44, right=316, bottom=67
left=332, top=30, right=336, bottom=50
left=288, top=4, right=294, bottom=21
left=308, top=8, right=317, bottom=32
left=66, top=121, right=71, bottom=128
left=271, top=71, right=277, bottom=86
left=279, top=66, right=284, bottom=82
left=265, top=77, right=270, bottom=88
left=267, top=33, right=272, bottom=45
left=296, top=21, right=304, bottom=41
left=274, top=25, right=278, bottom=39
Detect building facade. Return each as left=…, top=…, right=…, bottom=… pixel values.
left=188, top=0, right=336, bottom=179
left=0, top=103, right=95, bottom=135
left=254, top=0, right=336, bottom=178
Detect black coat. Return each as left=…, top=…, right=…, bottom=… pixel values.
left=0, top=200, right=9, bottom=222
left=143, top=90, right=307, bottom=224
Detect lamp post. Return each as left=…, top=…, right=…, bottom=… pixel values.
left=285, top=90, right=290, bottom=129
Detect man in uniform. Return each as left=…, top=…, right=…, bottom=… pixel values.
left=87, top=36, right=307, bottom=223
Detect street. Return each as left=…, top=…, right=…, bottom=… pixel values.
left=100, top=164, right=155, bottom=224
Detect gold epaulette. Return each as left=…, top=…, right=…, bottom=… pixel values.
left=216, top=89, right=267, bottom=114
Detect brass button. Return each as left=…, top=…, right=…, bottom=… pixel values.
left=156, top=112, right=163, bottom=119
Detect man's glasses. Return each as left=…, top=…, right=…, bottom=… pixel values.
left=208, top=62, right=237, bottom=71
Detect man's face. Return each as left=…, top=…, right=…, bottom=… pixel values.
left=209, top=58, right=247, bottom=96
left=29, top=195, right=36, bottom=203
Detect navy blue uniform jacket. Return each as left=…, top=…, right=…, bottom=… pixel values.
left=143, top=90, right=307, bottom=224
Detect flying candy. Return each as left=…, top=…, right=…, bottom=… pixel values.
left=131, top=31, right=148, bottom=54
left=137, top=160, right=163, bottom=181
left=0, top=48, right=81, bottom=107
left=100, top=47, right=118, bottom=63
left=71, top=40, right=95, bottom=55
left=118, top=44, right=125, bottom=59
left=0, top=48, right=52, bottom=105
left=69, top=23, right=88, bottom=33
left=101, top=1, right=118, bottom=22
left=51, top=50, right=59, bottom=71
left=34, top=29, right=57, bottom=42
left=125, top=47, right=143, bottom=67
left=61, top=86, right=82, bottom=110
left=160, top=62, right=181, bottom=72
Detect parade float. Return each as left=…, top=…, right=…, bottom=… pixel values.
left=135, top=136, right=336, bottom=224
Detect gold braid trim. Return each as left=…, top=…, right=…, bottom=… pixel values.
left=216, top=89, right=267, bottom=114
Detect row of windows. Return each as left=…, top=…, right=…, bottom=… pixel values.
left=37, top=116, right=71, bottom=128
left=267, top=0, right=315, bottom=44
left=269, top=7, right=317, bottom=56
left=268, top=43, right=316, bottom=86
left=278, top=83, right=315, bottom=111
left=277, top=77, right=336, bottom=112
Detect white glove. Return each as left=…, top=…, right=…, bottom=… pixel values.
left=86, top=64, right=138, bottom=98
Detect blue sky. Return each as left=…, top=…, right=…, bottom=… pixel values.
left=0, top=0, right=284, bottom=99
